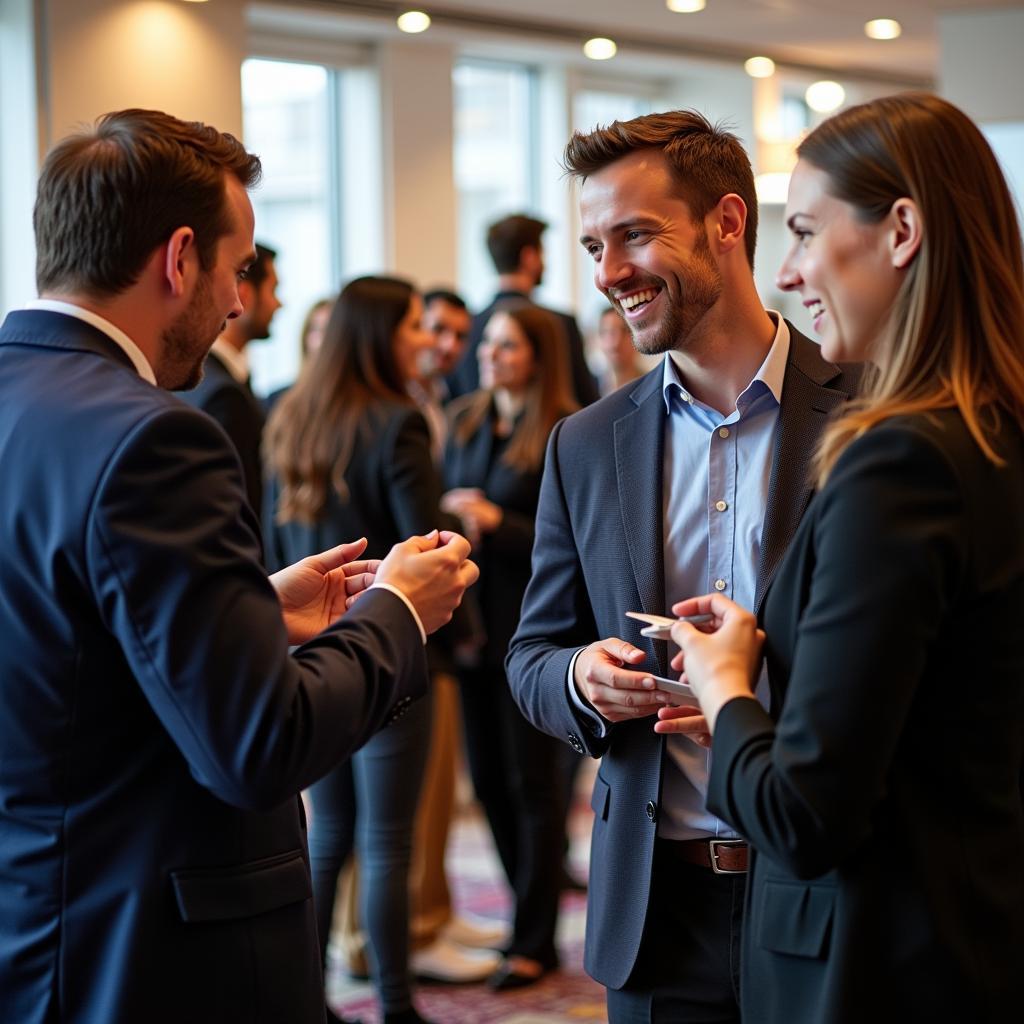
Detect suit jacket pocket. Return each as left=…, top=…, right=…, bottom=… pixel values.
left=755, top=880, right=834, bottom=959
left=590, top=774, right=610, bottom=821
left=171, top=848, right=311, bottom=923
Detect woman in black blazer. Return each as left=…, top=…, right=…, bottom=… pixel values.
left=658, top=94, right=1024, bottom=1022
left=265, top=276, right=441, bottom=1024
left=442, top=303, right=577, bottom=988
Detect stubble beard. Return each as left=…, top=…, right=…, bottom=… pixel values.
left=625, top=233, right=723, bottom=357
left=159, top=272, right=224, bottom=391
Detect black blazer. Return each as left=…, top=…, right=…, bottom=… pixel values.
left=506, top=327, right=860, bottom=988
left=448, top=290, right=600, bottom=407
left=178, top=349, right=266, bottom=523
left=443, top=397, right=566, bottom=669
left=0, top=311, right=427, bottom=1024
left=708, top=411, right=1024, bottom=1021
left=266, top=400, right=443, bottom=571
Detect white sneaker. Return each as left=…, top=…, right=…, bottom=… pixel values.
left=411, top=937, right=501, bottom=983
left=442, top=913, right=509, bottom=950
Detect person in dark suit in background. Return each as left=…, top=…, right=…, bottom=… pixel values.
left=0, top=108, right=477, bottom=1024
left=665, top=93, right=1024, bottom=1024
left=505, top=110, right=859, bottom=1023
left=442, top=302, right=578, bottom=990
left=448, top=214, right=599, bottom=407
left=264, top=276, right=450, bottom=1024
left=178, top=242, right=280, bottom=523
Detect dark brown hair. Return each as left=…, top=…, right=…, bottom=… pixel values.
left=800, top=93, right=1024, bottom=481
left=34, top=108, right=261, bottom=297
left=486, top=215, right=547, bottom=274
left=452, top=302, right=578, bottom=473
left=265, top=276, right=416, bottom=524
left=564, top=109, right=758, bottom=269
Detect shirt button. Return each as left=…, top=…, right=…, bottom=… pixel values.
left=718, top=427, right=730, bottom=438
left=714, top=578, right=727, bottom=591
left=715, top=500, right=728, bottom=512
left=645, top=801, right=658, bottom=822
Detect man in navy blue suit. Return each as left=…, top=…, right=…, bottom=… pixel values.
left=507, top=111, right=859, bottom=1022
left=0, top=108, right=477, bottom=1024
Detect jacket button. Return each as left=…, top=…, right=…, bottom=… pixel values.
left=567, top=732, right=584, bottom=754
left=645, top=801, right=657, bottom=822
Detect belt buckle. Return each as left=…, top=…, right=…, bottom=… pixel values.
left=709, top=839, right=747, bottom=875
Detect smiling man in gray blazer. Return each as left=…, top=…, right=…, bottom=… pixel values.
left=507, top=110, right=859, bottom=1023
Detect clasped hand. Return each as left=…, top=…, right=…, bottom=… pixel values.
left=271, top=530, right=480, bottom=644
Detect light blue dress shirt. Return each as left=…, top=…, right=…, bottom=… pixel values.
left=569, top=313, right=790, bottom=840
left=658, top=315, right=789, bottom=838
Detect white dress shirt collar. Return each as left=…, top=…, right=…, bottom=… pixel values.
left=26, top=299, right=157, bottom=385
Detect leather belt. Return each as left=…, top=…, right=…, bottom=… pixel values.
left=665, top=838, right=749, bottom=874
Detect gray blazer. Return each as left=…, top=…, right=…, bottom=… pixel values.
left=506, top=326, right=859, bottom=988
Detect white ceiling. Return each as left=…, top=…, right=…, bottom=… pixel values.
left=309, top=0, right=1024, bottom=83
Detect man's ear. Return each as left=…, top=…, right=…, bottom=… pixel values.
left=710, top=193, right=748, bottom=257
left=889, top=197, right=922, bottom=269
left=163, top=227, right=197, bottom=298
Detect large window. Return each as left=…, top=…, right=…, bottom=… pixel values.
left=241, top=58, right=339, bottom=396
left=453, top=61, right=537, bottom=310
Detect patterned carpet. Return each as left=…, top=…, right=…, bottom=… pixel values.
left=327, top=765, right=607, bottom=1023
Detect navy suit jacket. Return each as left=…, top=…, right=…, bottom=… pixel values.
left=0, top=310, right=427, bottom=1024
left=178, top=349, right=266, bottom=525
left=506, top=327, right=858, bottom=988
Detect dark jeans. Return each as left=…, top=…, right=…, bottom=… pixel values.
left=606, top=838, right=744, bottom=1024
left=307, top=692, right=432, bottom=1014
left=459, top=665, right=565, bottom=968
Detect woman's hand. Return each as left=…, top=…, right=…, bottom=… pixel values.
left=653, top=594, right=764, bottom=735
left=440, top=487, right=503, bottom=545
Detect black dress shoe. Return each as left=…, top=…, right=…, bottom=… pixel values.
left=487, top=959, right=547, bottom=991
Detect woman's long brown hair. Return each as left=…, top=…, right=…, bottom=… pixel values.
left=801, top=93, right=1024, bottom=484
left=264, top=276, right=416, bottom=524
left=452, top=302, right=578, bottom=472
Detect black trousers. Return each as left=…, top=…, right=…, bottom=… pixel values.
left=458, top=664, right=565, bottom=967
left=606, top=837, right=745, bottom=1023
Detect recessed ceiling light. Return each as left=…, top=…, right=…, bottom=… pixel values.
left=864, top=18, right=902, bottom=40
left=396, top=10, right=431, bottom=34
left=744, top=56, right=776, bottom=79
left=667, top=0, right=707, bottom=11
left=583, top=37, right=617, bottom=60
left=806, top=80, right=846, bottom=113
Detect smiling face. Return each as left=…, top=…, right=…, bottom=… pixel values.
left=778, top=160, right=903, bottom=364
left=579, top=149, right=723, bottom=356
left=478, top=311, right=538, bottom=394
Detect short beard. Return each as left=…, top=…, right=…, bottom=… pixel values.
left=627, top=230, right=723, bottom=356
left=159, top=272, right=221, bottom=390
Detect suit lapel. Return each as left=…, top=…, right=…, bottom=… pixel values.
left=755, top=327, right=853, bottom=610
left=614, top=372, right=668, bottom=674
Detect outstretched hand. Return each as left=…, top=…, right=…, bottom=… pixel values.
left=270, top=537, right=382, bottom=644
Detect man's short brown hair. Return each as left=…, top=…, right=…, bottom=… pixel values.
left=564, top=110, right=758, bottom=269
left=34, top=108, right=262, bottom=297
left=486, top=214, right=547, bottom=274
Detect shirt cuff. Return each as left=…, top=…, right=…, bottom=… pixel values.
left=369, top=582, right=427, bottom=645
left=567, top=648, right=609, bottom=738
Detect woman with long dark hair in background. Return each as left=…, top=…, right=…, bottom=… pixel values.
left=442, top=302, right=578, bottom=989
left=265, top=276, right=440, bottom=1024
left=662, top=94, right=1024, bottom=1022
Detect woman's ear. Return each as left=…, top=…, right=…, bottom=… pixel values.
left=889, top=197, right=922, bottom=270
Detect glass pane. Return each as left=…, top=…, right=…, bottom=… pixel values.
left=573, top=90, right=651, bottom=134
left=453, top=61, right=535, bottom=310
left=241, top=58, right=335, bottom=396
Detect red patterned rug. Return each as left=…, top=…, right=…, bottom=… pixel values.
left=328, top=777, right=607, bottom=1023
